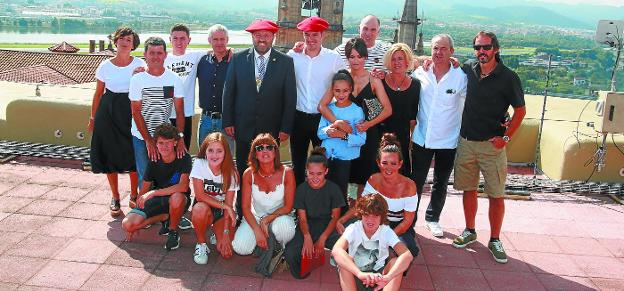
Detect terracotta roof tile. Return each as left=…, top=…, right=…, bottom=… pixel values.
left=0, top=49, right=110, bottom=84
left=48, top=41, right=80, bottom=53
left=0, top=64, right=78, bottom=85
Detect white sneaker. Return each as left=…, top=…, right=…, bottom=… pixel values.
left=426, top=221, right=444, bottom=237
left=209, top=233, right=217, bottom=245
left=193, top=243, right=209, bottom=265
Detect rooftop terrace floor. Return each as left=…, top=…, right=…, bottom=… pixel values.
left=0, top=161, right=623, bottom=290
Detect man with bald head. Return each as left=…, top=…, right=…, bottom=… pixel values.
left=411, top=34, right=467, bottom=238
left=335, top=15, right=389, bottom=70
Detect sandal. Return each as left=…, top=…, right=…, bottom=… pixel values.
left=129, top=194, right=138, bottom=209
left=110, top=198, right=121, bottom=217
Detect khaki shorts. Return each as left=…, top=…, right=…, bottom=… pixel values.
left=453, top=138, right=507, bottom=198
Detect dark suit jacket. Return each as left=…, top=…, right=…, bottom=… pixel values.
left=222, top=47, right=297, bottom=142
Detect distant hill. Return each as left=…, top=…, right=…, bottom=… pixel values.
left=35, top=0, right=624, bottom=30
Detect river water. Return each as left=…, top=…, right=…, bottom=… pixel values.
left=0, top=30, right=254, bottom=45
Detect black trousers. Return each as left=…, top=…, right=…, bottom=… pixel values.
left=327, top=158, right=351, bottom=210
left=410, top=142, right=456, bottom=223
left=234, top=139, right=252, bottom=219
left=170, top=116, right=193, bottom=150
left=290, top=111, right=322, bottom=185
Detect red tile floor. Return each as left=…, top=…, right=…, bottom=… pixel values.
left=0, top=162, right=623, bottom=290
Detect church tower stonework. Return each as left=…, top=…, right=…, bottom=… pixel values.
left=275, top=0, right=344, bottom=50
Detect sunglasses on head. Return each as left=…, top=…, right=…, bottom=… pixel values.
left=473, top=44, right=493, bottom=51
left=255, top=144, right=276, bottom=152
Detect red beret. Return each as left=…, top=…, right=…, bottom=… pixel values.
left=297, top=16, right=329, bottom=32
left=245, top=19, right=279, bottom=33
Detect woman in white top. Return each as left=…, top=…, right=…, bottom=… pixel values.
left=336, top=133, right=419, bottom=257
left=190, top=132, right=239, bottom=264
left=232, top=133, right=296, bottom=255
left=88, top=27, right=145, bottom=217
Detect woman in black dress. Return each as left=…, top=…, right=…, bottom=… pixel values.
left=318, top=37, right=392, bottom=199
left=379, top=43, right=420, bottom=176
left=88, top=27, right=144, bottom=216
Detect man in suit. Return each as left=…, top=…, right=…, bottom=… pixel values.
left=222, top=19, right=297, bottom=215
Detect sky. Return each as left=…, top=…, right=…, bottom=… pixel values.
left=538, top=0, right=624, bottom=6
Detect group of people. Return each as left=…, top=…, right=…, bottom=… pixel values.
left=88, top=12, right=525, bottom=290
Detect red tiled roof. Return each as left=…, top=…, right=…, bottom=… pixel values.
left=48, top=41, right=80, bottom=53
left=0, top=64, right=77, bottom=85
left=0, top=49, right=110, bottom=84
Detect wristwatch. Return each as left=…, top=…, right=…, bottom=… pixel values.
left=178, top=132, right=184, bottom=138
left=502, top=135, right=510, bottom=142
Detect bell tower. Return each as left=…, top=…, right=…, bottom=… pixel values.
left=275, top=0, right=345, bottom=50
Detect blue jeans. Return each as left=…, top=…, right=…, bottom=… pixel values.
left=197, top=114, right=235, bottom=153
left=132, top=136, right=149, bottom=187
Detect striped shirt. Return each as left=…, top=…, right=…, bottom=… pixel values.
left=334, top=41, right=390, bottom=71
left=129, top=70, right=183, bottom=140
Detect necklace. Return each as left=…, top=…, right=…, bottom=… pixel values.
left=257, top=169, right=275, bottom=179
left=390, top=73, right=408, bottom=91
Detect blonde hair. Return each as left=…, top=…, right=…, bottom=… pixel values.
left=383, top=43, right=414, bottom=72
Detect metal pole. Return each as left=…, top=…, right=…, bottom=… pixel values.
left=534, top=55, right=552, bottom=178
left=611, top=41, right=621, bottom=92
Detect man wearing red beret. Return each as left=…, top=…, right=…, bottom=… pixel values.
left=286, top=16, right=346, bottom=186
left=222, top=19, right=297, bottom=217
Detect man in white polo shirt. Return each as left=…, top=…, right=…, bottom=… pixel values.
left=287, top=16, right=345, bottom=185
left=411, top=34, right=467, bottom=238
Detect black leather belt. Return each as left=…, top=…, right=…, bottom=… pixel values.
left=295, top=110, right=321, bottom=117
left=202, top=110, right=221, bottom=119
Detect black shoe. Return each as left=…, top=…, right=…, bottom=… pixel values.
left=165, top=230, right=180, bottom=251
left=159, top=220, right=170, bottom=236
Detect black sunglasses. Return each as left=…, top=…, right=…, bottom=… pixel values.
left=255, top=144, right=276, bottom=152
left=473, top=44, right=494, bottom=51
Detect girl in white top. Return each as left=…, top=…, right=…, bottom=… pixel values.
left=88, top=26, right=145, bottom=217
left=336, top=133, right=420, bottom=257
left=232, top=133, right=296, bottom=255
left=332, top=194, right=413, bottom=291
left=190, top=132, right=239, bottom=264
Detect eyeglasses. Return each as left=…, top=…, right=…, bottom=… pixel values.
left=473, top=44, right=494, bottom=51
left=254, top=144, right=276, bottom=152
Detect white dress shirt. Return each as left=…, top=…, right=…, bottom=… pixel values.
left=254, top=48, right=271, bottom=79
left=412, top=65, right=467, bottom=149
left=287, top=47, right=345, bottom=113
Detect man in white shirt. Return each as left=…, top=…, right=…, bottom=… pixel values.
left=129, top=37, right=185, bottom=186
left=334, top=15, right=389, bottom=70
left=287, top=16, right=346, bottom=185
left=411, top=34, right=467, bottom=237
left=165, top=24, right=205, bottom=149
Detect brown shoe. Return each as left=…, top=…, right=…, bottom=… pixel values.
left=110, top=198, right=121, bottom=217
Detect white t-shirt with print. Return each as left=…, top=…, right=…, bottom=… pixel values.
left=95, top=57, right=146, bottom=93
left=129, top=70, right=183, bottom=140
left=342, top=220, right=400, bottom=272
left=190, top=158, right=239, bottom=202
left=165, top=51, right=205, bottom=117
